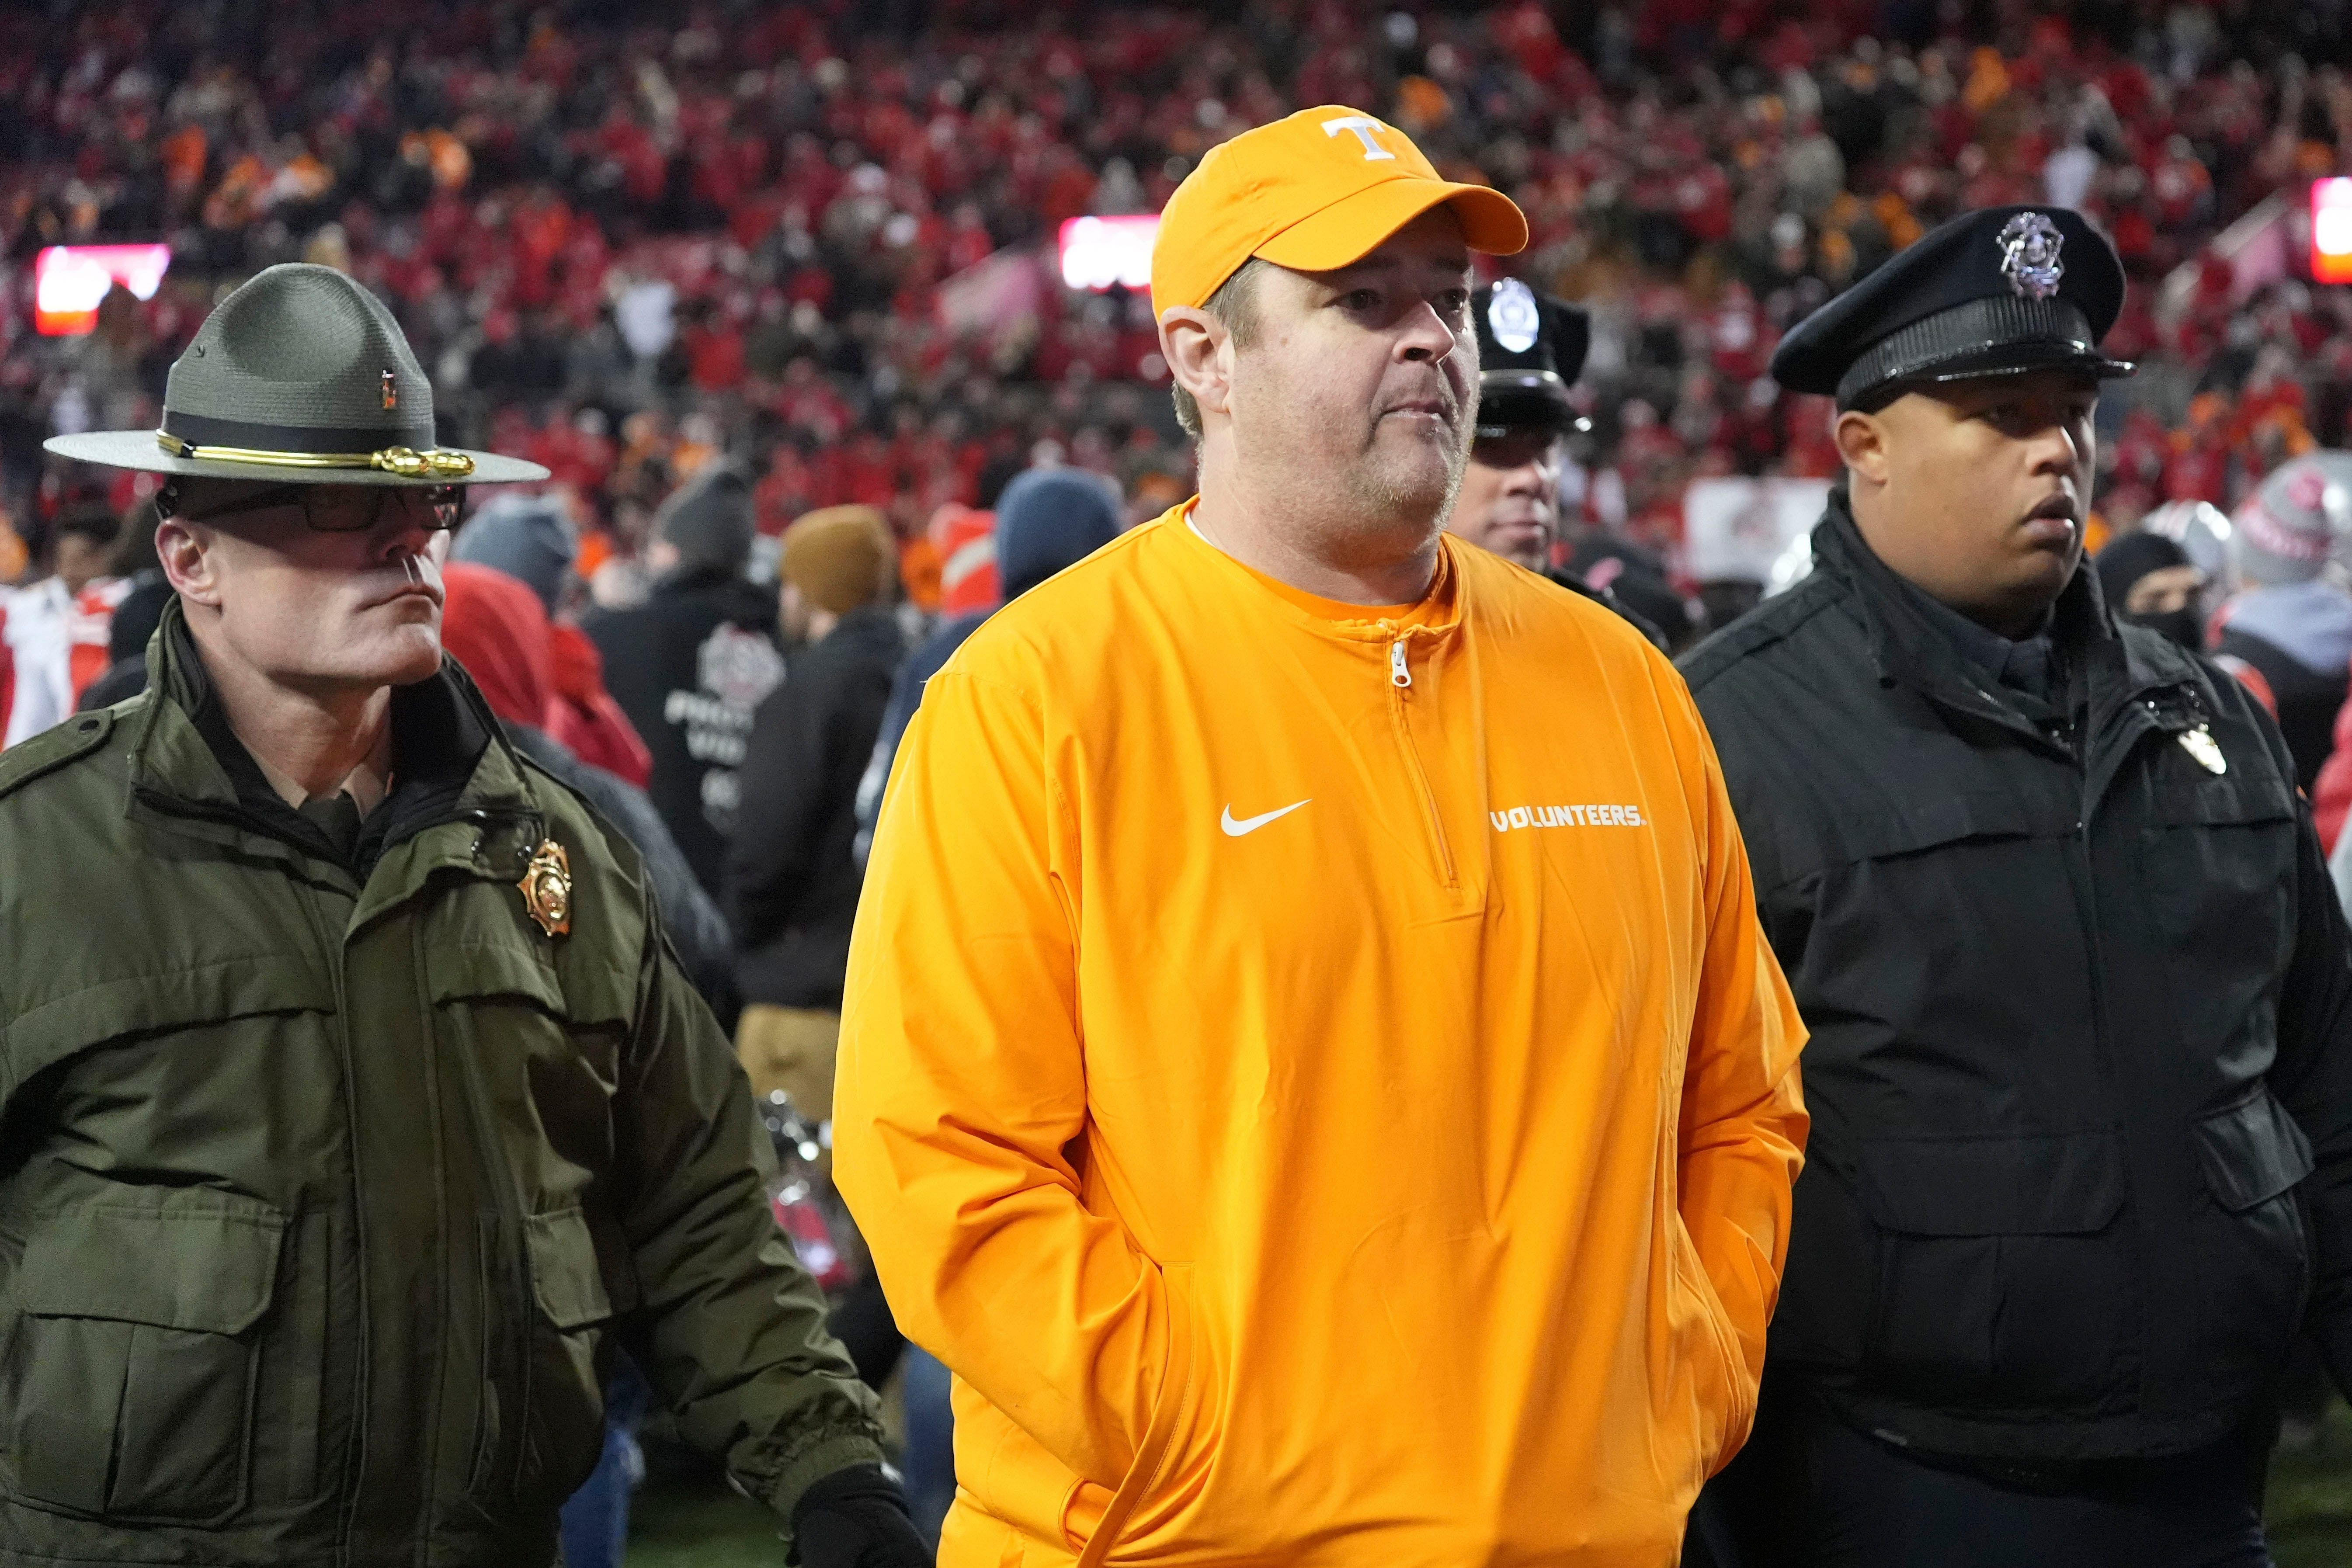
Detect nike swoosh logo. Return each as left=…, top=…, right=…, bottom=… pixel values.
left=1221, top=799, right=1311, bottom=837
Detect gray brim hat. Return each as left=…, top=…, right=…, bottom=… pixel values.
left=43, top=262, right=548, bottom=487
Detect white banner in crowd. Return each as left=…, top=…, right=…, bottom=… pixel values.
left=1682, top=476, right=1834, bottom=584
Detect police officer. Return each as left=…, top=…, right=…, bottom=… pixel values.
left=1446, top=278, right=1683, bottom=646
left=14, top=265, right=930, bottom=1568
left=1679, top=206, right=2352, bottom=1565
left=1445, top=277, right=1590, bottom=572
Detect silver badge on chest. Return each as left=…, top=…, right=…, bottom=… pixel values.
left=1997, top=212, right=2066, bottom=301
left=2179, top=724, right=2227, bottom=775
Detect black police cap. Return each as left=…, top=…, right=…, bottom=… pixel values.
left=1770, top=205, right=2134, bottom=411
left=1472, top=278, right=1591, bottom=439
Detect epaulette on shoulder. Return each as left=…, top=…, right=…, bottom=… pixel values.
left=0, top=709, right=115, bottom=803
left=1676, top=573, right=1841, bottom=693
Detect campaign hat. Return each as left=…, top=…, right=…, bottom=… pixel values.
left=1151, top=106, right=1527, bottom=319
left=1471, top=278, right=1591, bottom=439
left=1770, top=205, right=2133, bottom=411
left=45, top=263, right=548, bottom=486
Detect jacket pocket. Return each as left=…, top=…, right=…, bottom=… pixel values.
left=2, top=1193, right=285, bottom=1525
left=519, top=1207, right=617, bottom=1502
left=2186, top=1086, right=2313, bottom=1397
left=1856, top=1132, right=2132, bottom=1412
left=2137, top=778, right=2297, bottom=983
left=1055, top=1263, right=1214, bottom=1567
left=1670, top=1216, right=1753, bottom=1479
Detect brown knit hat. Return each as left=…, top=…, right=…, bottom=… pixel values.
left=782, top=505, right=897, bottom=613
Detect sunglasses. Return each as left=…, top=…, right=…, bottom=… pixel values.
left=160, top=481, right=466, bottom=533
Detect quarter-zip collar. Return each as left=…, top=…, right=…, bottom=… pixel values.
left=1168, top=497, right=1468, bottom=649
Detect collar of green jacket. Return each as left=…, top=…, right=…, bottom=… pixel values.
left=128, top=596, right=547, bottom=884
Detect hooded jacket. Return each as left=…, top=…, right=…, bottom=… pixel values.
left=580, top=565, right=782, bottom=895
left=835, top=504, right=1807, bottom=1568
left=727, top=605, right=906, bottom=1009
left=0, top=604, right=882, bottom=1567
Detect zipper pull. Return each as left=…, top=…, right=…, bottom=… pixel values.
left=1390, top=638, right=1413, bottom=689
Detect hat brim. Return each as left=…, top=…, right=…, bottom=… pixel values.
left=1256, top=178, right=1528, bottom=273
left=44, top=430, right=551, bottom=486
left=1475, top=375, right=1588, bottom=438
left=1911, top=343, right=2137, bottom=386
left=1848, top=343, right=2137, bottom=409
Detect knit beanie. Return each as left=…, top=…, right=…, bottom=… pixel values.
left=994, top=468, right=1122, bottom=601
left=2232, top=453, right=2352, bottom=587
left=2091, top=530, right=2191, bottom=609
left=782, top=505, right=897, bottom=614
left=654, top=464, right=757, bottom=578
left=452, top=493, right=577, bottom=614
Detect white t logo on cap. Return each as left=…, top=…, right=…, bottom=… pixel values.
left=1322, top=115, right=1398, bottom=161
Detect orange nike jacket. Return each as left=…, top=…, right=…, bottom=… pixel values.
left=835, top=506, right=1808, bottom=1568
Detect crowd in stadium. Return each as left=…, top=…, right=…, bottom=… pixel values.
left=4, top=0, right=2352, bottom=582
left=13, top=4, right=2352, bottom=1567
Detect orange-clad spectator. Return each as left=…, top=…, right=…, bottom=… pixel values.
left=928, top=503, right=997, bottom=614
left=895, top=534, right=942, bottom=613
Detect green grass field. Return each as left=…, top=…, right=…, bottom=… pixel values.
left=622, top=1400, right=2352, bottom=1566
left=2275, top=1401, right=2352, bottom=1567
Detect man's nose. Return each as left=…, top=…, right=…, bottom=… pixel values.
left=2025, top=416, right=2084, bottom=477
left=1396, top=300, right=1461, bottom=364
left=376, top=498, right=440, bottom=558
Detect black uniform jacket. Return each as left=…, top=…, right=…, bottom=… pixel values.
left=1679, top=490, right=2352, bottom=1463
left=726, top=605, right=903, bottom=1010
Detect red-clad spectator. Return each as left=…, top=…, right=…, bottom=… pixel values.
left=450, top=493, right=654, bottom=789
left=547, top=621, right=654, bottom=789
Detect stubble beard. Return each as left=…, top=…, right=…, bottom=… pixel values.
left=1348, top=416, right=1473, bottom=543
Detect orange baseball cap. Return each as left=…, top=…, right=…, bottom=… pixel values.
left=1150, top=105, right=1528, bottom=319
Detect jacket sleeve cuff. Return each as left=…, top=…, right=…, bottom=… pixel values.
left=742, top=1428, right=893, bottom=1538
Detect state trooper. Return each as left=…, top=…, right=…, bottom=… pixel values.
left=10, top=264, right=931, bottom=1568
left=1678, top=205, right=2352, bottom=1565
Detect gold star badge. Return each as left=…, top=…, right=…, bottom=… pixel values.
left=518, top=838, right=572, bottom=937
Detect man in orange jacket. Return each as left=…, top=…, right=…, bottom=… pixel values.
left=836, top=106, right=1809, bottom=1568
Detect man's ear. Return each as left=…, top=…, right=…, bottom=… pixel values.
left=1160, top=306, right=1235, bottom=424
left=156, top=519, right=222, bottom=608
left=1832, top=407, right=1891, bottom=486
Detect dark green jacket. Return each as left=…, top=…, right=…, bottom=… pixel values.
left=0, top=606, right=883, bottom=1567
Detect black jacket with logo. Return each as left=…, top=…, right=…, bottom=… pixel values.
left=581, top=568, right=782, bottom=897
left=726, top=607, right=903, bottom=1010
left=1679, top=493, right=2352, bottom=1462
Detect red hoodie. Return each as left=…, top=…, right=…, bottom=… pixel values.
left=548, top=620, right=653, bottom=787
left=439, top=563, right=555, bottom=725
left=439, top=562, right=653, bottom=788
